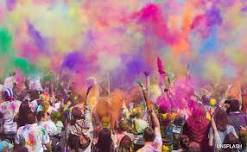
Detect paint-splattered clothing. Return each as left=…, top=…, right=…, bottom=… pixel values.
left=15, top=123, right=50, bottom=152
left=68, top=105, right=93, bottom=152
left=55, top=121, right=63, bottom=134
left=68, top=104, right=93, bottom=138
left=0, top=100, right=21, bottom=133
left=38, top=120, right=58, bottom=136
left=0, top=140, right=14, bottom=151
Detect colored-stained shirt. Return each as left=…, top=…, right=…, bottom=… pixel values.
left=38, top=120, right=58, bottom=136
left=15, top=123, right=50, bottom=152
left=68, top=105, right=93, bottom=137
left=55, top=121, right=64, bottom=134
left=0, top=100, right=21, bottom=133
left=0, top=140, right=13, bottom=151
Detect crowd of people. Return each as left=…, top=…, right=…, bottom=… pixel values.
left=0, top=72, right=246, bottom=152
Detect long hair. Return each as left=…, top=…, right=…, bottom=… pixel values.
left=214, top=108, right=228, bottom=131
left=26, top=112, right=36, bottom=124
left=228, top=99, right=240, bottom=112
left=17, top=101, right=32, bottom=127
left=95, top=128, right=113, bottom=152
left=117, top=135, right=133, bottom=152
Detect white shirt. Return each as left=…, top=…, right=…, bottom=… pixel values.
left=209, top=125, right=238, bottom=147
left=15, top=123, right=50, bottom=152
left=55, top=121, right=63, bottom=134
left=38, top=120, right=58, bottom=136
left=0, top=100, right=21, bottom=133
left=3, top=76, right=15, bottom=90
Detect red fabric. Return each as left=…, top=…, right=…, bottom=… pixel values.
left=184, top=107, right=210, bottom=152
left=185, top=117, right=210, bottom=143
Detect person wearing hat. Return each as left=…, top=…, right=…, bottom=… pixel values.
left=0, top=88, right=21, bottom=142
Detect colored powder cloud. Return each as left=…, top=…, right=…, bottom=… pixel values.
left=13, top=57, right=38, bottom=75
left=200, top=27, right=219, bottom=54
left=0, top=0, right=246, bottom=88
left=0, top=27, right=12, bottom=54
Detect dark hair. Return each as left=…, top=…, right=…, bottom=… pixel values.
left=119, top=120, right=129, bottom=132
left=0, top=112, right=3, bottom=119
left=30, top=90, right=40, bottom=101
left=229, top=99, right=240, bottom=112
left=223, top=133, right=240, bottom=152
left=224, top=99, right=232, bottom=105
left=11, top=72, right=16, bottom=76
left=71, top=107, right=82, bottom=119
left=214, top=108, right=228, bottom=131
left=95, top=128, right=114, bottom=152
left=143, top=127, right=155, bottom=142
left=27, top=112, right=36, bottom=124
left=70, top=107, right=82, bottom=125
left=13, top=145, right=28, bottom=152
left=17, top=101, right=32, bottom=127
left=117, top=135, right=133, bottom=152
left=223, top=132, right=239, bottom=144
left=180, top=135, right=190, bottom=150
left=36, top=111, right=45, bottom=122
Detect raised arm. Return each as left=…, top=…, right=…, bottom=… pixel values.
left=149, top=109, right=162, bottom=151
left=210, top=112, right=222, bottom=146
left=149, top=110, right=160, bottom=134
